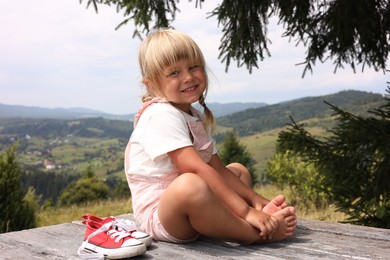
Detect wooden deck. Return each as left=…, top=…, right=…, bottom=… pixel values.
left=0, top=214, right=389, bottom=259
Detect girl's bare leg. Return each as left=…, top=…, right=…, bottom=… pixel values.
left=158, top=173, right=294, bottom=244
left=227, top=162, right=296, bottom=231
left=226, top=162, right=252, bottom=187
left=227, top=163, right=288, bottom=213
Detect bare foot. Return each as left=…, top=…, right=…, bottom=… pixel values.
left=262, top=195, right=287, bottom=215
left=257, top=206, right=297, bottom=243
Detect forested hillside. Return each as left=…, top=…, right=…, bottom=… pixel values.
left=217, top=90, right=386, bottom=136
left=0, top=90, right=386, bottom=203
left=0, top=117, right=132, bottom=142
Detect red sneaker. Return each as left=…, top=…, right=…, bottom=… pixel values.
left=82, top=214, right=152, bottom=247
left=78, top=220, right=146, bottom=259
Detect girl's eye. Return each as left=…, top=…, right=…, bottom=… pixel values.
left=190, top=65, right=199, bottom=71
left=167, top=71, right=179, bottom=77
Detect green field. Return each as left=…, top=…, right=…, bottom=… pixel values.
left=239, top=119, right=330, bottom=182
left=19, top=136, right=126, bottom=178
left=36, top=184, right=347, bottom=227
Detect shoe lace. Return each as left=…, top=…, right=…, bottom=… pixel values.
left=114, top=218, right=138, bottom=233
left=77, top=221, right=133, bottom=260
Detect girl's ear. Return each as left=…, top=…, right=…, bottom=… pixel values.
left=143, top=79, right=154, bottom=93
left=143, top=79, right=151, bottom=88
left=143, top=79, right=162, bottom=97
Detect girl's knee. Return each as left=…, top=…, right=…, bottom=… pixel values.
left=227, top=163, right=252, bottom=187
left=170, top=173, right=210, bottom=199
left=227, top=162, right=248, bottom=175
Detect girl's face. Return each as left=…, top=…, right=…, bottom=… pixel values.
left=156, top=58, right=206, bottom=113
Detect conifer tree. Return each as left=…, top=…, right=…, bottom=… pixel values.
left=219, top=132, right=257, bottom=185
left=80, top=0, right=389, bottom=75
left=277, top=87, right=390, bottom=228
left=0, top=145, right=36, bottom=233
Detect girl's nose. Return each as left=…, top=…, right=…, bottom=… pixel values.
left=183, top=71, right=194, bottom=82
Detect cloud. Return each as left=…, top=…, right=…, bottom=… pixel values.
left=0, top=0, right=143, bottom=114
left=0, top=0, right=388, bottom=114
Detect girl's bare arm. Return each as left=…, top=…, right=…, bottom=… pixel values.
left=168, top=146, right=249, bottom=216
left=168, top=146, right=277, bottom=237
left=208, top=154, right=270, bottom=210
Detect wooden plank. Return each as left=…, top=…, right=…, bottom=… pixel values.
left=0, top=215, right=388, bottom=259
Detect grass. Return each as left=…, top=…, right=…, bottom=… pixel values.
left=240, top=124, right=331, bottom=181
left=36, top=184, right=346, bottom=227
left=35, top=121, right=347, bottom=227
left=254, top=185, right=346, bottom=223
left=241, top=129, right=280, bottom=176
left=37, top=198, right=133, bottom=227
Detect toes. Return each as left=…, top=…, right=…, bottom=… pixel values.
left=287, top=219, right=297, bottom=227
left=279, top=206, right=295, bottom=217
left=270, top=195, right=286, bottom=207
left=287, top=226, right=295, bottom=234
left=285, top=215, right=297, bottom=223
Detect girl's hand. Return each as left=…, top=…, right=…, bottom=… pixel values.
left=252, top=199, right=265, bottom=212
left=245, top=207, right=278, bottom=239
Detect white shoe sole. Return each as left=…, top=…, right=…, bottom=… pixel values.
left=84, top=242, right=146, bottom=259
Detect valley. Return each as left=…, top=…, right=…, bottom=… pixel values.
left=0, top=90, right=386, bottom=203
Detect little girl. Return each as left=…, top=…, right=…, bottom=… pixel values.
left=125, top=28, right=297, bottom=245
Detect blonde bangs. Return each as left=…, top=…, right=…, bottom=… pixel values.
left=139, top=29, right=205, bottom=83
left=137, top=28, right=214, bottom=129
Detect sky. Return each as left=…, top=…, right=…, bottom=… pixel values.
left=1, top=0, right=389, bottom=115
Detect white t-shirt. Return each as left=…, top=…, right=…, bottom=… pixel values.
left=124, top=102, right=217, bottom=229
left=126, top=102, right=216, bottom=179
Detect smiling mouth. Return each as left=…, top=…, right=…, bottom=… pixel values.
left=181, top=86, right=197, bottom=93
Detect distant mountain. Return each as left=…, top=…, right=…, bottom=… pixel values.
left=0, top=103, right=132, bottom=120
left=0, top=90, right=386, bottom=145
left=0, top=102, right=268, bottom=120
left=0, top=90, right=384, bottom=125
left=205, top=102, right=267, bottom=117
left=217, top=90, right=386, bottom=136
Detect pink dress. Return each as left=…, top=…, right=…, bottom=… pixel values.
left=124, top=98, right=215, bottom=242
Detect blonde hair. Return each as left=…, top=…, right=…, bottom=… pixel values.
left=138, top=28, right=215, bottom=129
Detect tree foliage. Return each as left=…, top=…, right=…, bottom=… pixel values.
left=219, top=131, right=257, bottom=185
left=80, top=0, right=389, bottom=75
left=0, top=117, right=132, bottom=139
left=277, top=87, right=390, bottom=228
left=105, top=175, right=131, bottom=199
left=21, top=187, right=41, bottom=228
left=20, top=171, right=81, bottom=204
left=58, top=166, right=109, bottom=207
left=0, top=145, right=36, bottom=233
left=266, top=150, right=330, bottom=209
left=274, top=0, right=390, bottom=75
